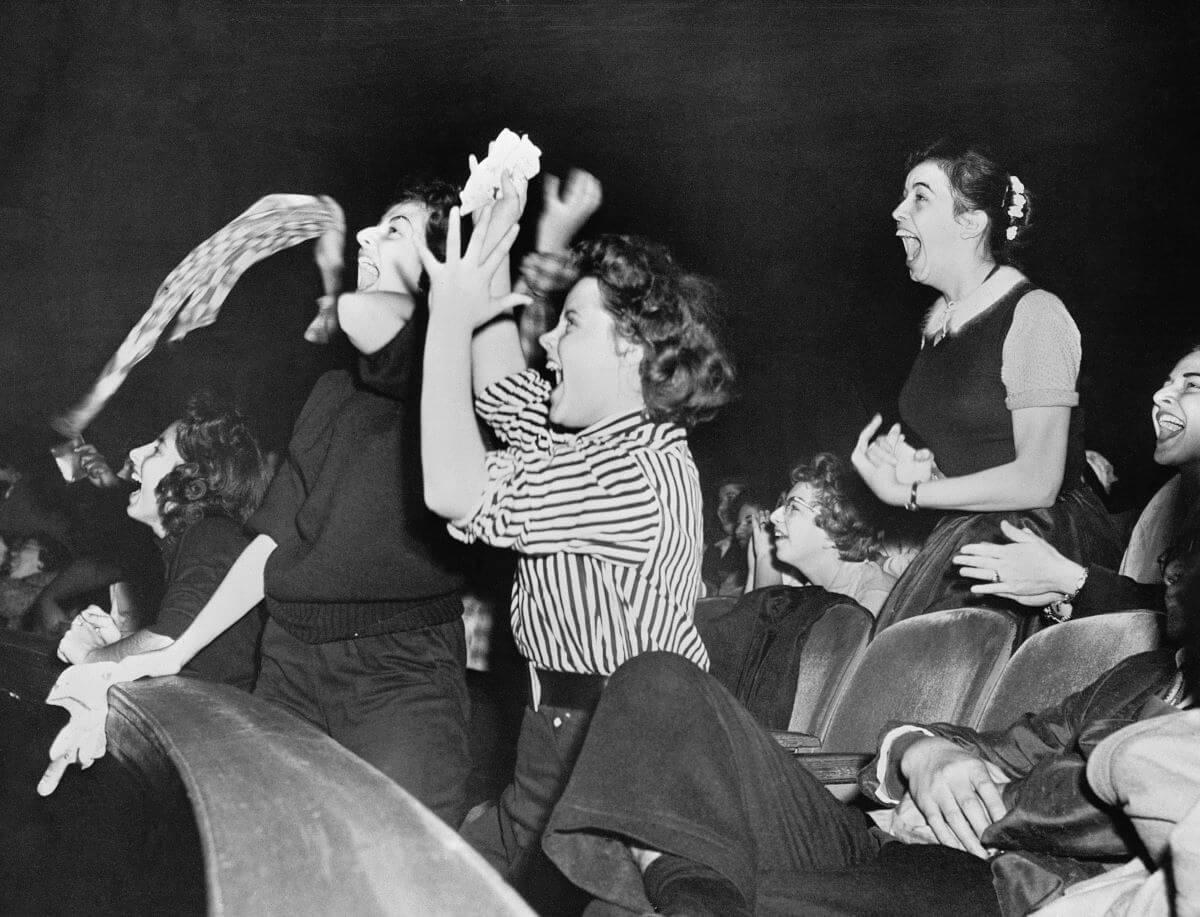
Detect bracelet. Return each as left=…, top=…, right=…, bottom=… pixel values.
left=1065, top=566, right=1094, bottom=602
left=905, top=481, right=920, bottom=513
left=1043, top=567, right=1088, bottom=624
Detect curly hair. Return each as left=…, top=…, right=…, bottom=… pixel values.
left=156, top=392, right=271, bottom=541
left=788, top=452, right=884, bottom=563
left=571, top=235, right=735, bottom=427
left=906, top=138, right=1032, bottom=266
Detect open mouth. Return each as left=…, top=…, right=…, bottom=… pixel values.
left=546, top=360, right=563, bottom=387
left=897, top=232, right=921, bottom=264
left=356, top=257, right=380, bottom=291
left=1155, top=410, right=1185, bottom=441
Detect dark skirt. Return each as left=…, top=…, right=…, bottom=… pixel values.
left=874, top=483, right=1123, bottom=636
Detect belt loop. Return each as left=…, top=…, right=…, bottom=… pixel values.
left=529, top=661, right=542, bottom=712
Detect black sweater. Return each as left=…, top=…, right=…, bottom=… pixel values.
left=247, top=321, right=464, bottom=642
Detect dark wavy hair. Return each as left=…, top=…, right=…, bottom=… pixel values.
left=389, top=176, right=460, bottom=263
left=788, top=452, right=884, bottom=563
left=906, top=138, right=1032, bottom=266
left=570, top=235, right=735, bottom=427
left=156, top=392, right=271, bottom=541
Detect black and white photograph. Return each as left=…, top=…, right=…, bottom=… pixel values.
left=2, top=2, right=1198, bottom=914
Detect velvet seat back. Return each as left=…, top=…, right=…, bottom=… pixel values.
left=786, top=603, right=874, bottom=737
left=820, top=608, right=1018, bottom=753
left=977, top=610, right=1164, bottom=731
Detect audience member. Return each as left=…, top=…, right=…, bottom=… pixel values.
left=701, top=475, right=746, bottom=594
left=75, top=178, right=476, bottom=827
left=746, top=453, right=895, bottom=614
left=54, top=392, right=271, bottom=691
left=851, top=139, right=1120, bottom=629
left=415, top=185, right=734, bottom=885
left=538, top=531, right=1199, bottom=916
left=953, top=345, right=1200, bottom=622
left=1, top=533, right=71, bottom=628
left=28, top=437, right=164, bottom=636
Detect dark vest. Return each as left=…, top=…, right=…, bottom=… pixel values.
left=898, top=281, right=1085, bottom=487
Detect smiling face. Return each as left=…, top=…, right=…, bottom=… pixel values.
left=768, top=483, right=836, bottom=569
left=538, top=277, right=646, bottom=430
left=1152, top=350, right=1200, bottom=468
left=126, top=421, right=184, bottom=537
left=354, top=201, right=431, bottom=295
left=891, top=160, right=971, bottom=289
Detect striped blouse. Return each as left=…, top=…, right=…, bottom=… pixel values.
left=449, top=369, right=708, bottom=674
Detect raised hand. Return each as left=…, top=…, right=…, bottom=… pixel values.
left=537, top=168, right=603, bottom=252
left=953, top=519, right=1084, bottom=607
left=487, top=169, right=529, bottom=241
left=900, top=736, right=1011, bottom=858
left=414, top=205, right=530, bottom=331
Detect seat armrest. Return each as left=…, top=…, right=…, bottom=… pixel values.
left=770, top=730, right=821, bottom=751
left=791, top=752, right=873, bottom=784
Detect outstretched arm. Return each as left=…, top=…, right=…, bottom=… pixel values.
left=416, top=205, right=527, bottom=521
left=117, top=534, right=276, bottom=679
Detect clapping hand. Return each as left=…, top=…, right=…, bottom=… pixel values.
left=414, top=204, right=530, bottom=330
left=851, top=415, right=909, bottom=506
left=57, top=606, right=122, bottom=665
left=864, top=422, right=937, bottom=485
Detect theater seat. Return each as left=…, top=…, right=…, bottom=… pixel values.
left=817, top=607, right=1018, bottom=753
left=786, top=603, right=874, bottom=738
left=976, top=609, right=1164, bottom=731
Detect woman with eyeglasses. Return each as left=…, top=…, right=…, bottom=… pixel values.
left=745, top=453, right=894, bottom=615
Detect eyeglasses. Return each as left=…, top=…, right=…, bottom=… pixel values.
left=781, top=495, right=818, bottom=514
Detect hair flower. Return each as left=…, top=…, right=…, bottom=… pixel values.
left=1005, top=225, right=1019, bottom=241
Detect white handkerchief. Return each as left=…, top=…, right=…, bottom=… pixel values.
left=460, top=129, right=542, bottom=215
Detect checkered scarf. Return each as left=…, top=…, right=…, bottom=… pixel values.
left=54, top=194, right=345, bottom=435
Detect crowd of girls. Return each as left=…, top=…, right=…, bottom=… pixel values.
left=9, top=135, right=1197, bottom=916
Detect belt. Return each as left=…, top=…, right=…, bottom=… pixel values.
left=532, top=667, right=608, bottom=711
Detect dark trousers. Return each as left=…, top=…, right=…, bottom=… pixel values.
left=460, top=695, right=594, bottom=889
left=255, top=616, right=471, bottom=827
left=543, top=652, right=999, bottom=916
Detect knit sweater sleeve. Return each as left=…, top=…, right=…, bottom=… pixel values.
left=1000, top=291, right=1081, bottom=410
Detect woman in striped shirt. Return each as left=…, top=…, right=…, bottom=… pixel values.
left=416, top=192, right=735, bottom=889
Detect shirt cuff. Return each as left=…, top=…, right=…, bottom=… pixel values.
left=445, top=449, right=515, bottom=546
left=874, top=725, right=936, bottom=804
left=1005, top=388, right=1080, bottom=410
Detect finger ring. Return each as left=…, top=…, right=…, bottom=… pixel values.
left=992, top=569, right=1001, bottom=583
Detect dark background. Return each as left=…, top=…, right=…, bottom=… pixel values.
left=2, top=0, right=1197, bottom=507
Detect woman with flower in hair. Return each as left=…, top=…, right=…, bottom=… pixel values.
left=56, top=391, right=271, bottom=689
left=851, top=138, right=1120, bottom=630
